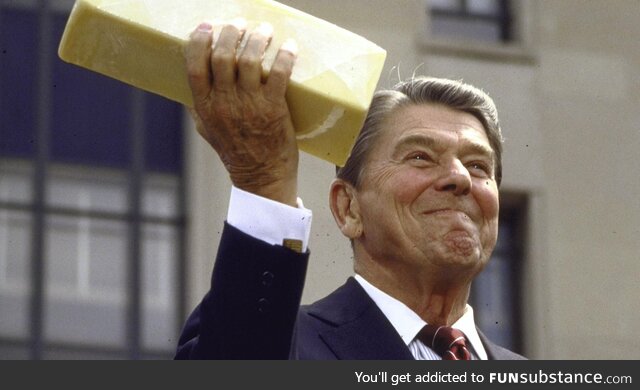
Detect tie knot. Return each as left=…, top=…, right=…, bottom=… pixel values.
left=418, top=325, right=471, bottom=360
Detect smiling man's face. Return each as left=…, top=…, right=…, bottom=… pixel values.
left=354, top=103, right=500, bottom=279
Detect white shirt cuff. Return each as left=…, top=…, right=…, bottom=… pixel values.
left=227, top=185, right=312, bottom=252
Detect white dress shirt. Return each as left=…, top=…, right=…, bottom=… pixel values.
left=226, top=186, right=488, bottom=360
left=228, top=185, right=312, bottom=252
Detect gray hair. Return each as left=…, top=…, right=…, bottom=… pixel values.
left=337, top=77, right=504, bottom=187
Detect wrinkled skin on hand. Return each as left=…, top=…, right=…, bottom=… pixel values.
left=185, top=21, right=299, bottom=206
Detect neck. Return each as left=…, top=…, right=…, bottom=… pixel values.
left=355, top=252, right=475, bottom=327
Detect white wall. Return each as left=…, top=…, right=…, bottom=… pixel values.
left=533, top=0, right=640, bottom=359
left=186, top=0, right=640, bottom=359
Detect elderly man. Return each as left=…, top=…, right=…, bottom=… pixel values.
left=175, top=21, right=525, bottom=360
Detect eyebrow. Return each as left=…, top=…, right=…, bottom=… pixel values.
left=394, top=134, right=436, bottom=151
left=461, top=142, right=495, bottom=160
left=393, top=134, right=495, bottom=160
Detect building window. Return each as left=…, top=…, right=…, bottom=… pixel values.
left=470, top=192, right=527, bottom=354
left=428, top=0, right=513, bottom=43
left=0, top=0, right=186, bottom=359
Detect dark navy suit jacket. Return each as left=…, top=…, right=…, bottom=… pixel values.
left=175, top=223, right=525, bottom=360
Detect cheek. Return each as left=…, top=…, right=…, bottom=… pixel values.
left=390, top=170, right=432, bottom=204
left=476, top=182, right=500, bottom=221
left=474, top=183, right=500, bottom=250
left=364, top=164, right=429, bottom=206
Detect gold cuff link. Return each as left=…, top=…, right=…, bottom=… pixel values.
left=282, top=238, right=303, bottom=253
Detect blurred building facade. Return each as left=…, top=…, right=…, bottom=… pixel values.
left=1, top=0, right=639, bottom=359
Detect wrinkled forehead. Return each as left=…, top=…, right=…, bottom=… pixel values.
left=372, top=103, right=491, bottom=155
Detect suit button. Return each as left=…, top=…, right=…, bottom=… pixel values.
left=261, top=271, right=275, bottom=287
left=257, top=298, right=270, bottom=314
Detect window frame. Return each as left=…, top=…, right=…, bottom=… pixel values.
left=421, top=0, right=536, bottom=64
left=469, top=191, right=528, bottom=354
left=0, top=0, right=187, bottom=359
left=430, top=0, right=513, bottom=43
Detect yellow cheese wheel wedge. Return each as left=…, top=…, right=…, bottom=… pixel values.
left=58, top=0, right=387, bottom=166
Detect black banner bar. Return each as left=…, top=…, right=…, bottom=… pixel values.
left=1, top=360, right=637, bottom=389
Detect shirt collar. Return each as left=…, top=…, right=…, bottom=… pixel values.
left=354, top=274, right=488, bottom=360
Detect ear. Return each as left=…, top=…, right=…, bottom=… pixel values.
left=329, top=179, right=363, bottom=239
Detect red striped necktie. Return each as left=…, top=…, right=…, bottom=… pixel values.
left=418, top=325, right=472, bottom=360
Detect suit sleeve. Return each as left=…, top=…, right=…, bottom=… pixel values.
left=175, top=222, right=309, bottom=359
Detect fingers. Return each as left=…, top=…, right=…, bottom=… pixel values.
left=265, top=39, right=298, bottom=99
left=186, top=23, right=214, bottom=105
left=237, top=23, right=273, bottom=91
left=188, top=19, right=296, bottom=100
left=211, top=20, right=247, bottom=91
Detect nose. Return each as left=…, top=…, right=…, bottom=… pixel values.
left=434, top=160, right=472, bottom=196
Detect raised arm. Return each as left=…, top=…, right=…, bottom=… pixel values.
left=175, top=21, right=309, bottom=360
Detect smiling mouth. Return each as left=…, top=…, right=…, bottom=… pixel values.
left=423, top=209, right=473, bottom=221
left=425, top=209, right=464, bottom=216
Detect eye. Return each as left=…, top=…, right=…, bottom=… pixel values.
left=405, top=151, right=432, bottom=164
left=467, top=161, right=492, bottom=177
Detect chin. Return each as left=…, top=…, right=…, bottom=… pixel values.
left=446, top=253, right=484, bottom=269
left=434, top=242, right=486, bottom=268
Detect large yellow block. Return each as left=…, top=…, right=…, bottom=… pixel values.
left=58, top=0, right=387, bottom=166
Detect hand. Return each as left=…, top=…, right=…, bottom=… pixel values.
left=185, top=21, right=299, bottom=207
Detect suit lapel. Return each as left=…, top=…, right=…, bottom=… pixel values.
left=306, top=277, right=414, bottom=360
left=477, top=328, right=524, bottom=360
left=477, top=329, right=498, bottom=359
